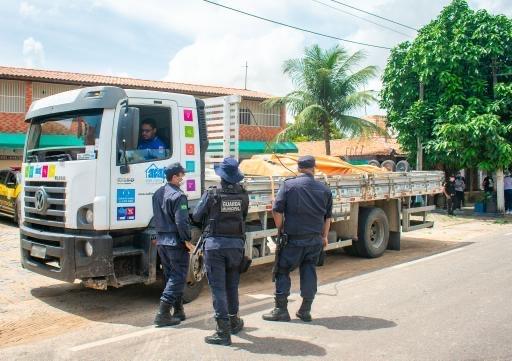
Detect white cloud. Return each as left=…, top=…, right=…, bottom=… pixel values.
left=23, top=37, right=45, bottom=68
left=165, top=27, right=304, bottom=95
left=472, top=0, right=512, bottom=16
left=19, top=1, right=39, bottom=17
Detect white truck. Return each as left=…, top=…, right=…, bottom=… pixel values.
left=20, top=86, right=443, bottom=301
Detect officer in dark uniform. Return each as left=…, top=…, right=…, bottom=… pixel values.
left=152, top=162, right=192, bottom=327
left=192, top=157, right=249, bottom=346
left=443, top=174, right=457, bottom=215
left=263, top=155, right=333, bottom=322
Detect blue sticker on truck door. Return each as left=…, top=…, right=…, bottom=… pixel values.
left=117, top=206, right=135, bottom=220
left=117, top=189, right=135, bottom=203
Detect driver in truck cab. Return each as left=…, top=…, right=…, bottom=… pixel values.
left=137, top=118, right=168, bottom=160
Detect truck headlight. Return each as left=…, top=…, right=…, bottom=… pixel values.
left=85, top=209, right=94, bottom=224
left=84, top=241, right=94, bottom=257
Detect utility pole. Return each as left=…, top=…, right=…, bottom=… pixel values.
left=492, top=58, right=505, bottom=213
left=244, top=61, right=248, bottom=90
left=416, top=81, right=424, bottom=171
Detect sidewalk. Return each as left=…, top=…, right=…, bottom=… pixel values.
left=433, top=204, right=508, bottom=219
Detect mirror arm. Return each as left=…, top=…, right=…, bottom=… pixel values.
left=120, top=138, right=130, bottom=174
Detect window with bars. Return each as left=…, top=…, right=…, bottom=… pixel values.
left=0, top=80, right=26, bottom=113
left=239, top=100, right=281, bottom=127
left=32, top=82, right=80, bottom=102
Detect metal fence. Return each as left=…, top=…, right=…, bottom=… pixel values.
left=239, top=99, right=281, bottom=127
left=32, top=82, right=80, bottom=102
left=0, top=80, right=26, bottom=113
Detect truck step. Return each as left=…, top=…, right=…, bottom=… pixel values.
left=113, top=247, right=143, bottom=258
left=113, top=275, right=146, bottom=288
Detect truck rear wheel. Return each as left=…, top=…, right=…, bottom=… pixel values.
left=355, top=207, right=389, bottom=258
left=183, top=251, right=206, bottom=303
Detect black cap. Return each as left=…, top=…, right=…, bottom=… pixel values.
left=297, top=155, right=316, bottom=169
left=165, top=162, right=186, bottom=178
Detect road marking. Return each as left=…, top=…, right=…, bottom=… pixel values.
left=70, top=297, right=274, bottom=352
left=246, top=293, right=273, bottom=300
left=391, top=247, right=465, bottom=269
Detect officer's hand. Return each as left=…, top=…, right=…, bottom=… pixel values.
left=322, top=236, right=328, bottom=249
left=184, top=241, right=194, bottom=253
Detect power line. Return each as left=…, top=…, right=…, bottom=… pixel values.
left=328, top=0, right=418, bottom=32
left=201, top=0, right=392, bottom=50
left=311, top=0, right=411, bottom=38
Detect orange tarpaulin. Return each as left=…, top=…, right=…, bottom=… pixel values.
left=239, top=154, right=388, bottom=177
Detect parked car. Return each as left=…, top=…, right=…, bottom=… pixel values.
left=0, top=167, right=22, bottom=225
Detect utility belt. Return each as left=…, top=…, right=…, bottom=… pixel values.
left=287, top=233, right=322, bottom=241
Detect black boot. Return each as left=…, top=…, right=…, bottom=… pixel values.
left=229, top=314, right=244, bottom=334
left=262, top=296, right=291, bottom=322
left=204, top=319, right=232, bottom=346
left=296, top=298, right=313, bottom=322
left=154, top=301, right=181, bottom=327
left=173, top=296, right=186, bottom=321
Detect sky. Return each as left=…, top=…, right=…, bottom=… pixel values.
left=1, top=0, right=512, bottom=116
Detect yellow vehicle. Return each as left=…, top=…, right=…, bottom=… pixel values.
left=0, top=167, right=22, bottom=225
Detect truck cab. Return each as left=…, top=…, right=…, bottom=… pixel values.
left=20, top=86, right=208, bottom=296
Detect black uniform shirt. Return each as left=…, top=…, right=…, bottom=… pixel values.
left=192, top=183, right=249, bottom=250
left=152, top=183, right=191, bottom=246
left=273, top=173, right=333, bottom=245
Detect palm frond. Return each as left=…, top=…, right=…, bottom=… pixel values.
left=335, top=90, right=377, bottom=112
left=333, top=115, right=387, bottom=138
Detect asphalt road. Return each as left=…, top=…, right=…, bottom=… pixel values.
left=1, top=216, right=512, bottom=360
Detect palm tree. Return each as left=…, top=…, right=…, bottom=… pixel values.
left=266, top=44, right=381, bottom=155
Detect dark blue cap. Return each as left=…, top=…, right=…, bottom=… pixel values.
left=165, top=162, right=186, bottom=178
left=215, top=157, right=244, bottom=183
left=298, top=155, right=316, bottom=169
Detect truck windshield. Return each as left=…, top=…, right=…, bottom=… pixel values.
left=25, top=109, right=103, bottom=163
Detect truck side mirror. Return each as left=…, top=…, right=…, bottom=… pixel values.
left=118, top=106, right=140, bottom=174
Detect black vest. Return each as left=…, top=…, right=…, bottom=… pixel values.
left=204, top=185, right=247, bottom=238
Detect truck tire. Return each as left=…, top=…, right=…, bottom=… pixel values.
left=183, top=278, right=205, bottom=304
left=343, top=245, right=359, bottom=257
left=355, top=207, right=389, bottom=258
left=13, top=202, right=20, bottom=226
left=183, top=250, right=206, bottom=303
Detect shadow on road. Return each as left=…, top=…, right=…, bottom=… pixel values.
left=29, top=282, right=192, bottom=327
left=308, top=315, right=397, bottom=331
left=232, top=327, right=327, bottom=357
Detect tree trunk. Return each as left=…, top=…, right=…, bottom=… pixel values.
left=323, top=121, right=331, bottom=156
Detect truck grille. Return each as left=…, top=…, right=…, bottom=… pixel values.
left=24, top=180, right=66, bottom=230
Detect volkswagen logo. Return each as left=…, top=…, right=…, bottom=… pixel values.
left=34, top=187, right=48, bottom=213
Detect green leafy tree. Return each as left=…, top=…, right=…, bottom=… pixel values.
left=266, top=44, right=380, bottom=155
left=381, top=0, right=512, bottom=172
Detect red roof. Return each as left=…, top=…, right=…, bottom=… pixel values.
left=0, top=66, right=274, bottom=100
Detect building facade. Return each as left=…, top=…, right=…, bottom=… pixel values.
left=0, top=66, right=293, bottom=167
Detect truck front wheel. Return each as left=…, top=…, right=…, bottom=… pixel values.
left=183, top=251, right=206, bottom=303
left=356, top=207, right=389, bottom=258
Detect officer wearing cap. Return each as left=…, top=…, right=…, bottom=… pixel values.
left=262, top=155, right=333, bottom=322
left=152, top=162, right=192, bottom=327
left=192, top=157, right=249, bottom=346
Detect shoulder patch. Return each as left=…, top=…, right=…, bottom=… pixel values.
left=180, top=204, right=188, bottom=210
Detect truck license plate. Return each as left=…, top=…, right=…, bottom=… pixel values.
left=30, top=245, right=47, bottom=259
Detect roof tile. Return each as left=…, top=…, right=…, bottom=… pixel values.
left=0, top=66, right=274, bottom=100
